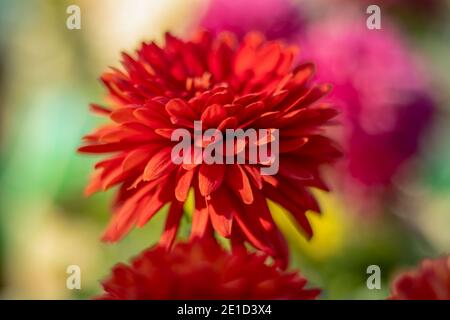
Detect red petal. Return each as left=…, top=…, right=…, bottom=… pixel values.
left=201, top=104, right=227, bottom=128
left=278, top=156, right=314, bottom=181
left=190, top=188, right=212, bottom=240
left=254, top=43, right=281, bottom=76
left=217, top=117, right=238, bottom=131
left=198, top=164, right=225, bottom=196
left=242, top=165, right=263, bottom=190
left=263, top=184, right=314, bottom=239
left=133, top=107, right=170, bottom=128
left=78, top=142, right=132, bottom=154
left=175, top=168, right=195, bottom=202
left=122, top=148, right=150, bottom=172
left=234, top=33, right=263, bottom=76
left=292, top=63, right=315, bottom=87
left=226, top=165, right=254, bottom=204
left=154, top=128, right=175, bottom=139
left=90, top=103, right=111, bottom=116
left=233, top=205, right=273, bottom=255
left=159, top=201, right=184, bottom=249
left=207, top=187, right=235, bottom=237
left=136, top=188, right=168, bottom=227
left=166, top=98, right=197, bottom=121
left=143, top=147, right=175, bottom=181
left=110, top=107, right=138, bottom=124
left=295, top=84, right=332, bottom=111
left=84, top=172, right=102, bottom=196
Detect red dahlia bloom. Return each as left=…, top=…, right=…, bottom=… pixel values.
left=79, top=31, right=340, bottom=267
left=390, top=256, right=450, bottom=300
left=97, top=240, right=320, bottom=300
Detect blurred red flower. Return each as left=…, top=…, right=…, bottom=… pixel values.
left=79, top=31, right=340, bottom=268
left=97, top=240, right=320, bottom=300
left=390, top=256, right=450, bottom=300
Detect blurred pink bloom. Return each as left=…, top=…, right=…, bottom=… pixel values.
left=358, top=0, right=443, bottom=13
left=200, top=0, right=304, bottom=40
left=303, top=14, right=435, bottom=209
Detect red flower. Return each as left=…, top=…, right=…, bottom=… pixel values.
left=79, top=31, right=340, bottom=267
left=390, top=256, right=450, bottom=300
left=97, top=240, right=320, bottom=300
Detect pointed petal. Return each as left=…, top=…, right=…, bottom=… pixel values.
left=201, top=104, right=227, bottom=128
left=226, top=165, right=254, bottom=204
left=207, top=187, right=235, bottom=238
left=160, top=201, right=184, bottom=249
left=166, top=98, right=197, bottom=121
left=122, top=148, right=150, bottom=172
left=143, top=147, right=175, bottom=181
left=175, top=168, right=196, bottom=202
left=198, top=164, right=225, bottom=196
left=190, top=188, right=212, bottom=240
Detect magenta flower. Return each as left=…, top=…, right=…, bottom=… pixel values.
left=303, top=14, right=434, bottom=208
left=199, top=0, right=304, bottom=40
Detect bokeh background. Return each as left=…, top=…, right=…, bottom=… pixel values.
left=0, top=0, right=449, bottom=299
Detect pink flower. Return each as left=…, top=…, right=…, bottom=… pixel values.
left=303, top=14, right=434, bottom=209
left=200, top=0, right=304, bottom=40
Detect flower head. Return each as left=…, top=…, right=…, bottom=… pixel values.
left=390, top=256, right=450, bottom=300
left=79, top=31, right=340, bottom=267
left=97, top=240, right=320, bottom=300
left=303, top=14, right=434, bottom=213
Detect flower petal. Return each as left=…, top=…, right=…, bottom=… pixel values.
left=143, top=147, right=175, bottom=181
left=207, top=187, right=235, bottom=238
left=198, top=164, right=226, bottom=196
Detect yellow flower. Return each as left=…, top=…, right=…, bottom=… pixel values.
left=270, top=190, right=347, bottom=261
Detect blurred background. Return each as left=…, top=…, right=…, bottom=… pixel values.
left=0, top=0, right=449, bottom=299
